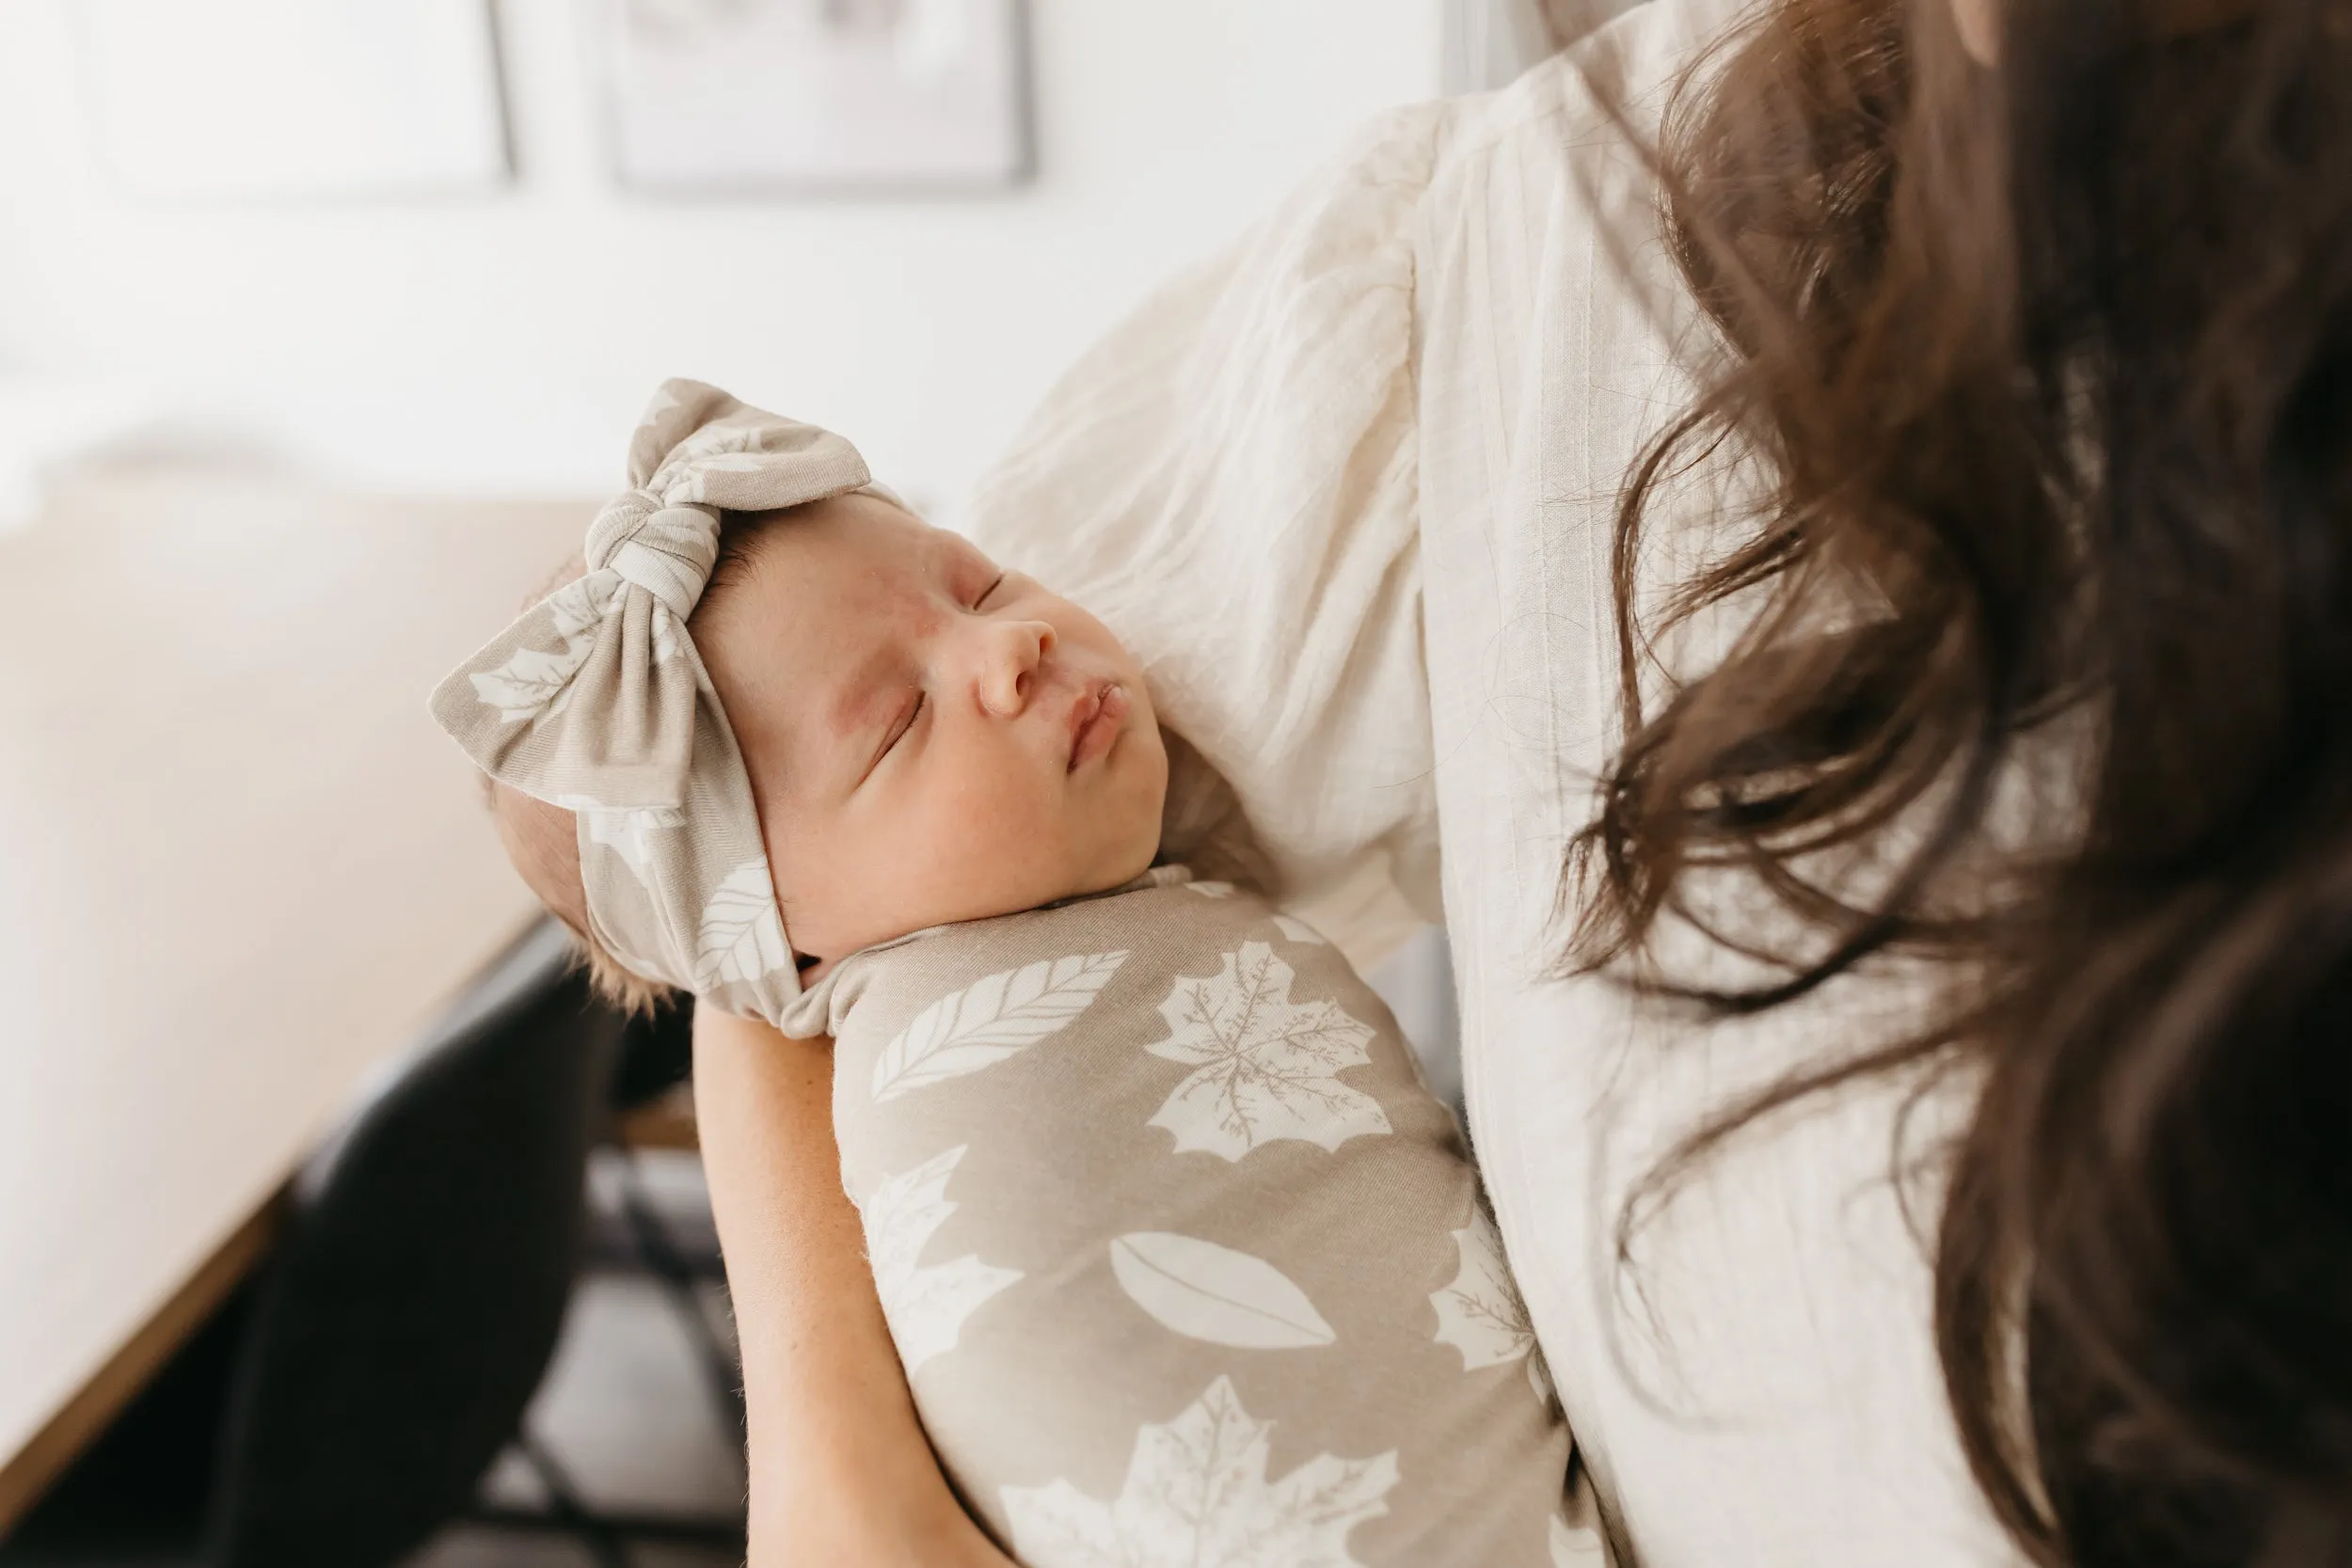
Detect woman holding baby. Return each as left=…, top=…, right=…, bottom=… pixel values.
left=474, top=0, right=2352, bottom=1561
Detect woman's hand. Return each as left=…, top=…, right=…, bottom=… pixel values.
left=691, top=1004, right=1019, bottom=1567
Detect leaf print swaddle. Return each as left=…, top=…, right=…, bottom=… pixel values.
left=817, top=870, right=1584, bottom=1567
left=1147, top=939, right=1391, bottom=1159
left=869, top=951, right=1131, bottom=1101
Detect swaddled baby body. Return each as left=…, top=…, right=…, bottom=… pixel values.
left=437, top=384, right=1584, bottom=1567
left=815, top=867, right=1576, bottom=1566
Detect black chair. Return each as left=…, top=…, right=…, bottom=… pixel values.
left=597, top=999, right=746, bottom=1446
left=468, top=992, right=753, bottom=1565
left=2, top=918, right=621, bottom=1568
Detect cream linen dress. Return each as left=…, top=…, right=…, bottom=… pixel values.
left=963, top=1, right=2025, bottom=1562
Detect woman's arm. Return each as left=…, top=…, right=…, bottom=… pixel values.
left=691, top=1004, right=1014, bottom=1567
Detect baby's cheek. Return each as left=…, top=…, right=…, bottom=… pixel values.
left=939, top=769, right=1089, bottom=891
left=946, top=769, right=1067, bottom=861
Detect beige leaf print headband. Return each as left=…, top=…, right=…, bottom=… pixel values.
left=429, top=378, right=874, bottom=1030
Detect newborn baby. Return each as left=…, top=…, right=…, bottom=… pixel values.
left=433, top=383, right=1583, bottom=1567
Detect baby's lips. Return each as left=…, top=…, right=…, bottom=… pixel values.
left=1069, top=680, right=1130, bottom=769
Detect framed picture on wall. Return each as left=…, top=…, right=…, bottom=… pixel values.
left=597, top=0, right=1032, bottom=194
left=79, top=0, right=512, bottom=200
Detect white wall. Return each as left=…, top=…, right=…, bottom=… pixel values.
left=0, top=0, right=1441, bottom=505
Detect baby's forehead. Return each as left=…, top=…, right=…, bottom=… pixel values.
left=693, top=499, right=973, bottom=761
left=734, top=496, right=958, bottom=596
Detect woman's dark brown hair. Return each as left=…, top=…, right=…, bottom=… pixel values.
left=1576, top=0, right=2352, bottom=1560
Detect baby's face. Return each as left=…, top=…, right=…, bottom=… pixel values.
left=694, top=492, right=1168, bottom=970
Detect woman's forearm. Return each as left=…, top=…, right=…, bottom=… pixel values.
left=691, top=1004, right=1011, bottom=1566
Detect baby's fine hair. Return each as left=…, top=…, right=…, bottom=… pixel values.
left=482, top=768, right=675, bottom=1017
left=475, top=517, right=787, bottom=1019
left=476, top=508, right=819, bottom=1017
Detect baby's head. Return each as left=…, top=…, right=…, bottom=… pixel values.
left=491, top=486, right=1168, bottom=1009
left=695, top=487, right=1169, bottom=964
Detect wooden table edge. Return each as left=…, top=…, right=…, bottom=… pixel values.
left=0, top=1190, right=288, bottom=1536
left=0, top=911, right=561, bottom=1535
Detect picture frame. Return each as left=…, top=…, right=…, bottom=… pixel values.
left=79, top=0, right=512, bottom=201
left=597, top=0, right=1033, bottom=196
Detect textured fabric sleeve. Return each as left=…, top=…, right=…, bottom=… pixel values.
left=962, top=105, right=1449, bottom=971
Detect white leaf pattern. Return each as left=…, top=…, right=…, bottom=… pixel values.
left=469, top=576, right=616, bottom=723
left=649, top=599, right=679, bottom=665
left=676, top=422, right=767, bottom=458
left=469, top=645, right=589, bottom=723
left=1146, top=942, right=1390, bottom=1161
left=581, top=805, right=687, bottom=880
left=1187, top=880, right=1236, bottom=898
left=692, top=859, right=790, bottom=989
left=1109, top=1232, right=1336, bottom=1350
left=1429, top=1208, right=1535, bottom=1371
left=861, top=1146, right=1022, bottom=1375
left=999, top=1375, right=1396, bottom=1568
left=547, top=574, right=616, bottom=640
left=870, top=951, right=1129, bottom=1102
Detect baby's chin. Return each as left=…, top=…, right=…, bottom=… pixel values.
left=1056, top=826, right=1165, bottom=905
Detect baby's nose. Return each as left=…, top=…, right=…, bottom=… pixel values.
left=977, top=620, right=1055, bottom=716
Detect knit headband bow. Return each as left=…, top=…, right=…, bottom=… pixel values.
left=429, top=379, right=872, bottom=1028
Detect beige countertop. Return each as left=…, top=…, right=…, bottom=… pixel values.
left=0, top=466, right=588, bottom=1529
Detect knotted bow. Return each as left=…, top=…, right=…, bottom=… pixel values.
left=429, top=379, right=873, bottom=1028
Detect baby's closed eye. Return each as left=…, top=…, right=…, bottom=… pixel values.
left=870, top=692, right=926, bottom=777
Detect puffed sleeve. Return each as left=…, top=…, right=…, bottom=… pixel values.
left=963, top=105, right=1449, bottom=969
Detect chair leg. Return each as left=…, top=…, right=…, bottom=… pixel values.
left=470, top=1431, right=749, bottom=1559
left=613, top=1152, right=750, bottom=1456
left=516, top=1431, right=635, bottom=1568
left=479, top=1149, right=748, bottom=1561
left=469, top=1502, right=750, bottom=1552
